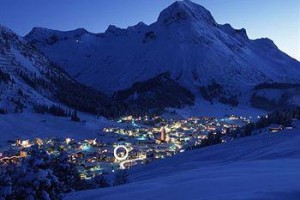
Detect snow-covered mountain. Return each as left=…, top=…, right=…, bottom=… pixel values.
left=25, top=0, right=300, bottom=102
left=0, top=25, right=116, bottom=116
left=0, top=25, right=65, bottom=111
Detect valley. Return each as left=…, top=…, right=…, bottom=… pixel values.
left=0, top=113, right=254, bottom=179
left=67, top=119, right=300, bottom=200
left=0, top=0, right=299, bottom=199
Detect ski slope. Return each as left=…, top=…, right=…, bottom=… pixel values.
left=66, top=121, right=300, bottom=200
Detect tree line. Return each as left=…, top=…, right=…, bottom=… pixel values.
left=232, top=107, right=300, bottom=137
left=199, top=80, right=239, bottom=107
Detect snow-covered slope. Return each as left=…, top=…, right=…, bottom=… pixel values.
left=0, top=111, right=117, bottom=146
left=26, top=0, right=300, bottom=98
left=0, top=25, right=69, bottom=111
left=0, top=25, right=116, bottom=116
left=67, top=122, right=300, bottom=200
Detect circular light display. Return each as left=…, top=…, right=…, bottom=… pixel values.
left=114, top=145, right=129, bottom=161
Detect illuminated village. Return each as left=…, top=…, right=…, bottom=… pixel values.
left=0, top=115, right=252, bottom=180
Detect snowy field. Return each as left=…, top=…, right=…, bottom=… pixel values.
left=0, top=111, right=117, bottom=147
left=67, top=122, right=300, bottom=200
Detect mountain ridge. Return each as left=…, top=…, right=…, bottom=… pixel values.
left=24, top=0, right=300, bottom=109
left=0, top=25, right=120, bottom=117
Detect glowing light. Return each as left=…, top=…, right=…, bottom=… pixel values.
left=137, top=136, right=146, bottom=141
left=80, top=144, right=91, bottom=151
left=65, top=138, right=71, bottom=144
left=20, top=140, right=31, bottom=148
left=114, top=145, right=129, bottom=161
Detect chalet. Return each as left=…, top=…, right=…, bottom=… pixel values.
left=268, top=124, right=284, bottom=133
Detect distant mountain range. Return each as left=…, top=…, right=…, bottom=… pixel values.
left=1, top=0, right=300, bottom=115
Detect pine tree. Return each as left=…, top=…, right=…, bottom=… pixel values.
left=51, top=151, right=82, bottom=192
left=71, top=110, right=80, bottom=122
left=11, top=145, right=63, bottom=200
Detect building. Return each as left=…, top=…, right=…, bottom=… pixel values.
left=268, top=124, right=284, bottom=133
left=160, top=127, right=166, bottom=141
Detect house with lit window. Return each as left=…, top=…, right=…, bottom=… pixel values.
left=268, top=124, right=284, bottom=133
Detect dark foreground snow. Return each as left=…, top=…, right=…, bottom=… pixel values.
left=67, top=122, right=300, bottom=200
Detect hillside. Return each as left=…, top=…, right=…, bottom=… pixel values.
left=0, top=111, right=119, bottom=146
left=115, top=72, right=195, bottom=112
left=67, top=121, right=300, bottom=200
left=1, top=1, right=299, bottom=200
left=0, top=25, right=118, bottom=117
left=26, top=0, right=300, bottom=104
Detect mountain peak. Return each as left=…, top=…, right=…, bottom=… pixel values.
left=127, top=22, right=148, bottom=32
left=157, top=0, right=216, bottom=26
left=0, top=24, right=12, bottom=33
left=0, top=24, right=24, bottom=45
left=105, top=25, right=127, bottom=36
left=25, top=27, right=57, bottom=42
left=29, top=27, right=55, bottom=34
